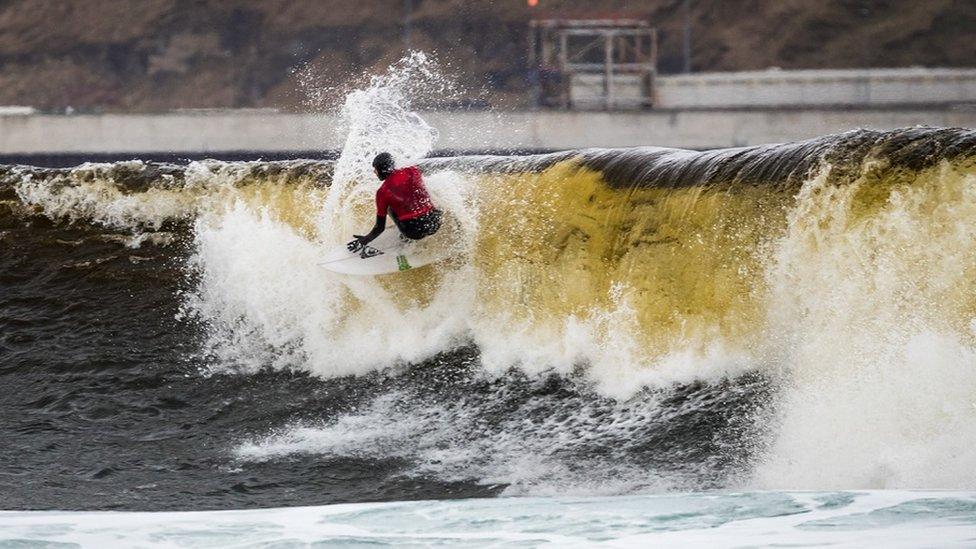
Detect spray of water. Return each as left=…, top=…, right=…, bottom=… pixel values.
left=183, top=53, right=483, bottom=378
left=752, top=161, right=976, bottom=489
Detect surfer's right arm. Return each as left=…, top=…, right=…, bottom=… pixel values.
left=347, top=215, right=386, bottom=252
left=346, top=185, right=390, bottom=252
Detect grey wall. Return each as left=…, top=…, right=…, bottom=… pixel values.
left=1, top=107, right=973, bottom=155
left=656, top=68, right=976, bottom=109
left=3, top=68, right=975, bottom=155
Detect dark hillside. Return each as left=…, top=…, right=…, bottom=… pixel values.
left=0, top=0, right=972, bottom=111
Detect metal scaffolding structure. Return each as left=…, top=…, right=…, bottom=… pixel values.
left=528, top=19, right=658, bottom=110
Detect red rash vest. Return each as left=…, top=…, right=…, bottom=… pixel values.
left=375, top=166, right=434, bottom=221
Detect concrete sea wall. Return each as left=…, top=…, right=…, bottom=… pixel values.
left=2, top=68, right=975, bottom=155
left=655, top=68, right=976, bottom=109
left=0, top=107, right=974, bottom=155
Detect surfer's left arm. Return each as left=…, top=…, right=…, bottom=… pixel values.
left=347, top=215, right=386, bottom=252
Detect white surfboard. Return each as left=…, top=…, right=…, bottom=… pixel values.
left=319, top=225, right=454, bottom=275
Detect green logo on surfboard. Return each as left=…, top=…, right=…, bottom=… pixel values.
left=396, top=254, right=412, bottom=271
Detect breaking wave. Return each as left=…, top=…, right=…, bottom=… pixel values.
left=5, top=125, right=976, bottom=492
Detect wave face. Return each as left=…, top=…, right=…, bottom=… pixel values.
left=3, top=126, right=975, bottom=509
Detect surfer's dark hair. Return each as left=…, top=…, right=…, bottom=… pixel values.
left=372, top=153, right=395, bottom=179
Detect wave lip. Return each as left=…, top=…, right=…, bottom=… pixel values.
left=4, top=126, right=974, bottom=233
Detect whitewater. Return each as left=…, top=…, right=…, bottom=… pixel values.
left=1, top=54, right=975, bottom=545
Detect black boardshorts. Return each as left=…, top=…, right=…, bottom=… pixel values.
left=392, top=208, right=442, bottom=240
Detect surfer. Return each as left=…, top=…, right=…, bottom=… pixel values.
left=347, top=152, right=442, bottom=253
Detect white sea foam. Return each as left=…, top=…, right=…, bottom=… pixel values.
left=236, top=381, right=710, bottom=496
left=12, top=159, right=296, bottom=232
left=2, top=491, right=973, bottom=547
left=14, top=162, right=191, bottom=230
left=752, top=164, right=976, bottom=489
